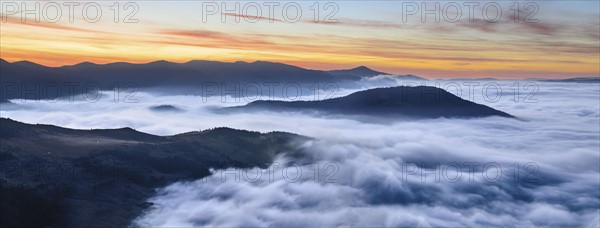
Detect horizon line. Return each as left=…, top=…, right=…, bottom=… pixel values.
left=2, top=58, right=599, bottom=80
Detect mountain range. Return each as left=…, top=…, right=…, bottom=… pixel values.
left=0, top=59, right=428, bottom=100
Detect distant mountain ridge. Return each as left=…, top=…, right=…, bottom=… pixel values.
left=0, top=58, right=416, bottom=100
left=539, top=77, right=600, bottom=83
left=328, top=66, right=426, bottom=81
left=327, top=66, right=389, bottom=77
left=227, top=86, right=514, bottom=119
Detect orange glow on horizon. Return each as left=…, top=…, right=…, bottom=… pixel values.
left=1, top=1, right=599, bottom=79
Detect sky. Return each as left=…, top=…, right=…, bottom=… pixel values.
left=0, top=0, right=599, bottom=78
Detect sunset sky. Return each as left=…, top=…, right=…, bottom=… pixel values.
left=1, top=0, right=599, bottom=78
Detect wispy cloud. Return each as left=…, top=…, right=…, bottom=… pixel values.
left=221, top=13, right=283, bottom=22
left=155, top=29, right=275, bottom=49
left=2, top=15, right=105, bottom=34
left=306, top=18, right=404, bottom=29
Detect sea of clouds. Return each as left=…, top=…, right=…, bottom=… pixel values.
left=1, top=80, right=599, bottom=227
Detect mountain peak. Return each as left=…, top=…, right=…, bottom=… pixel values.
left=148, top=60, right=173, bottom=65
left=13, top=60, right=44, bottom=68
left=229, top=86, right=514, bottom=119
left=328, top=66, right=389, bottom=77
left=353, top=66, right=372, bottom=70
left=67, top=61, right=98, bottom=68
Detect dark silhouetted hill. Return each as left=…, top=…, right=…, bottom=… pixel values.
left=149, top=104, right=184, bottom=112
left=328, top=66, right=388, bottom=77
left=0, top=118, right=308, bottom=227
left=228, top=86, right=513, bottom=119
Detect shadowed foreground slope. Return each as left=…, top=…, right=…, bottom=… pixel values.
left=0, top=118, right=307, bottom=227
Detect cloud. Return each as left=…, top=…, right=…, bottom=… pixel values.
left=1, top=15, right=105, bottom=34
left=154, top=29, right=276, bottom=50
left=221, top=13, right=283, bottom=22
left=158, top=29, right=272, bottom=45
left=305, top=19, right=404, bottom=29
left=3, top=80, right=597, bottom=227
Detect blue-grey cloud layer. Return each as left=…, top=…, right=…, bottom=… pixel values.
left=1, top=81, right=599, bottom=227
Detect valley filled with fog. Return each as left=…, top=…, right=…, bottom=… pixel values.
left=1, top=80, right=599, bottom=226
